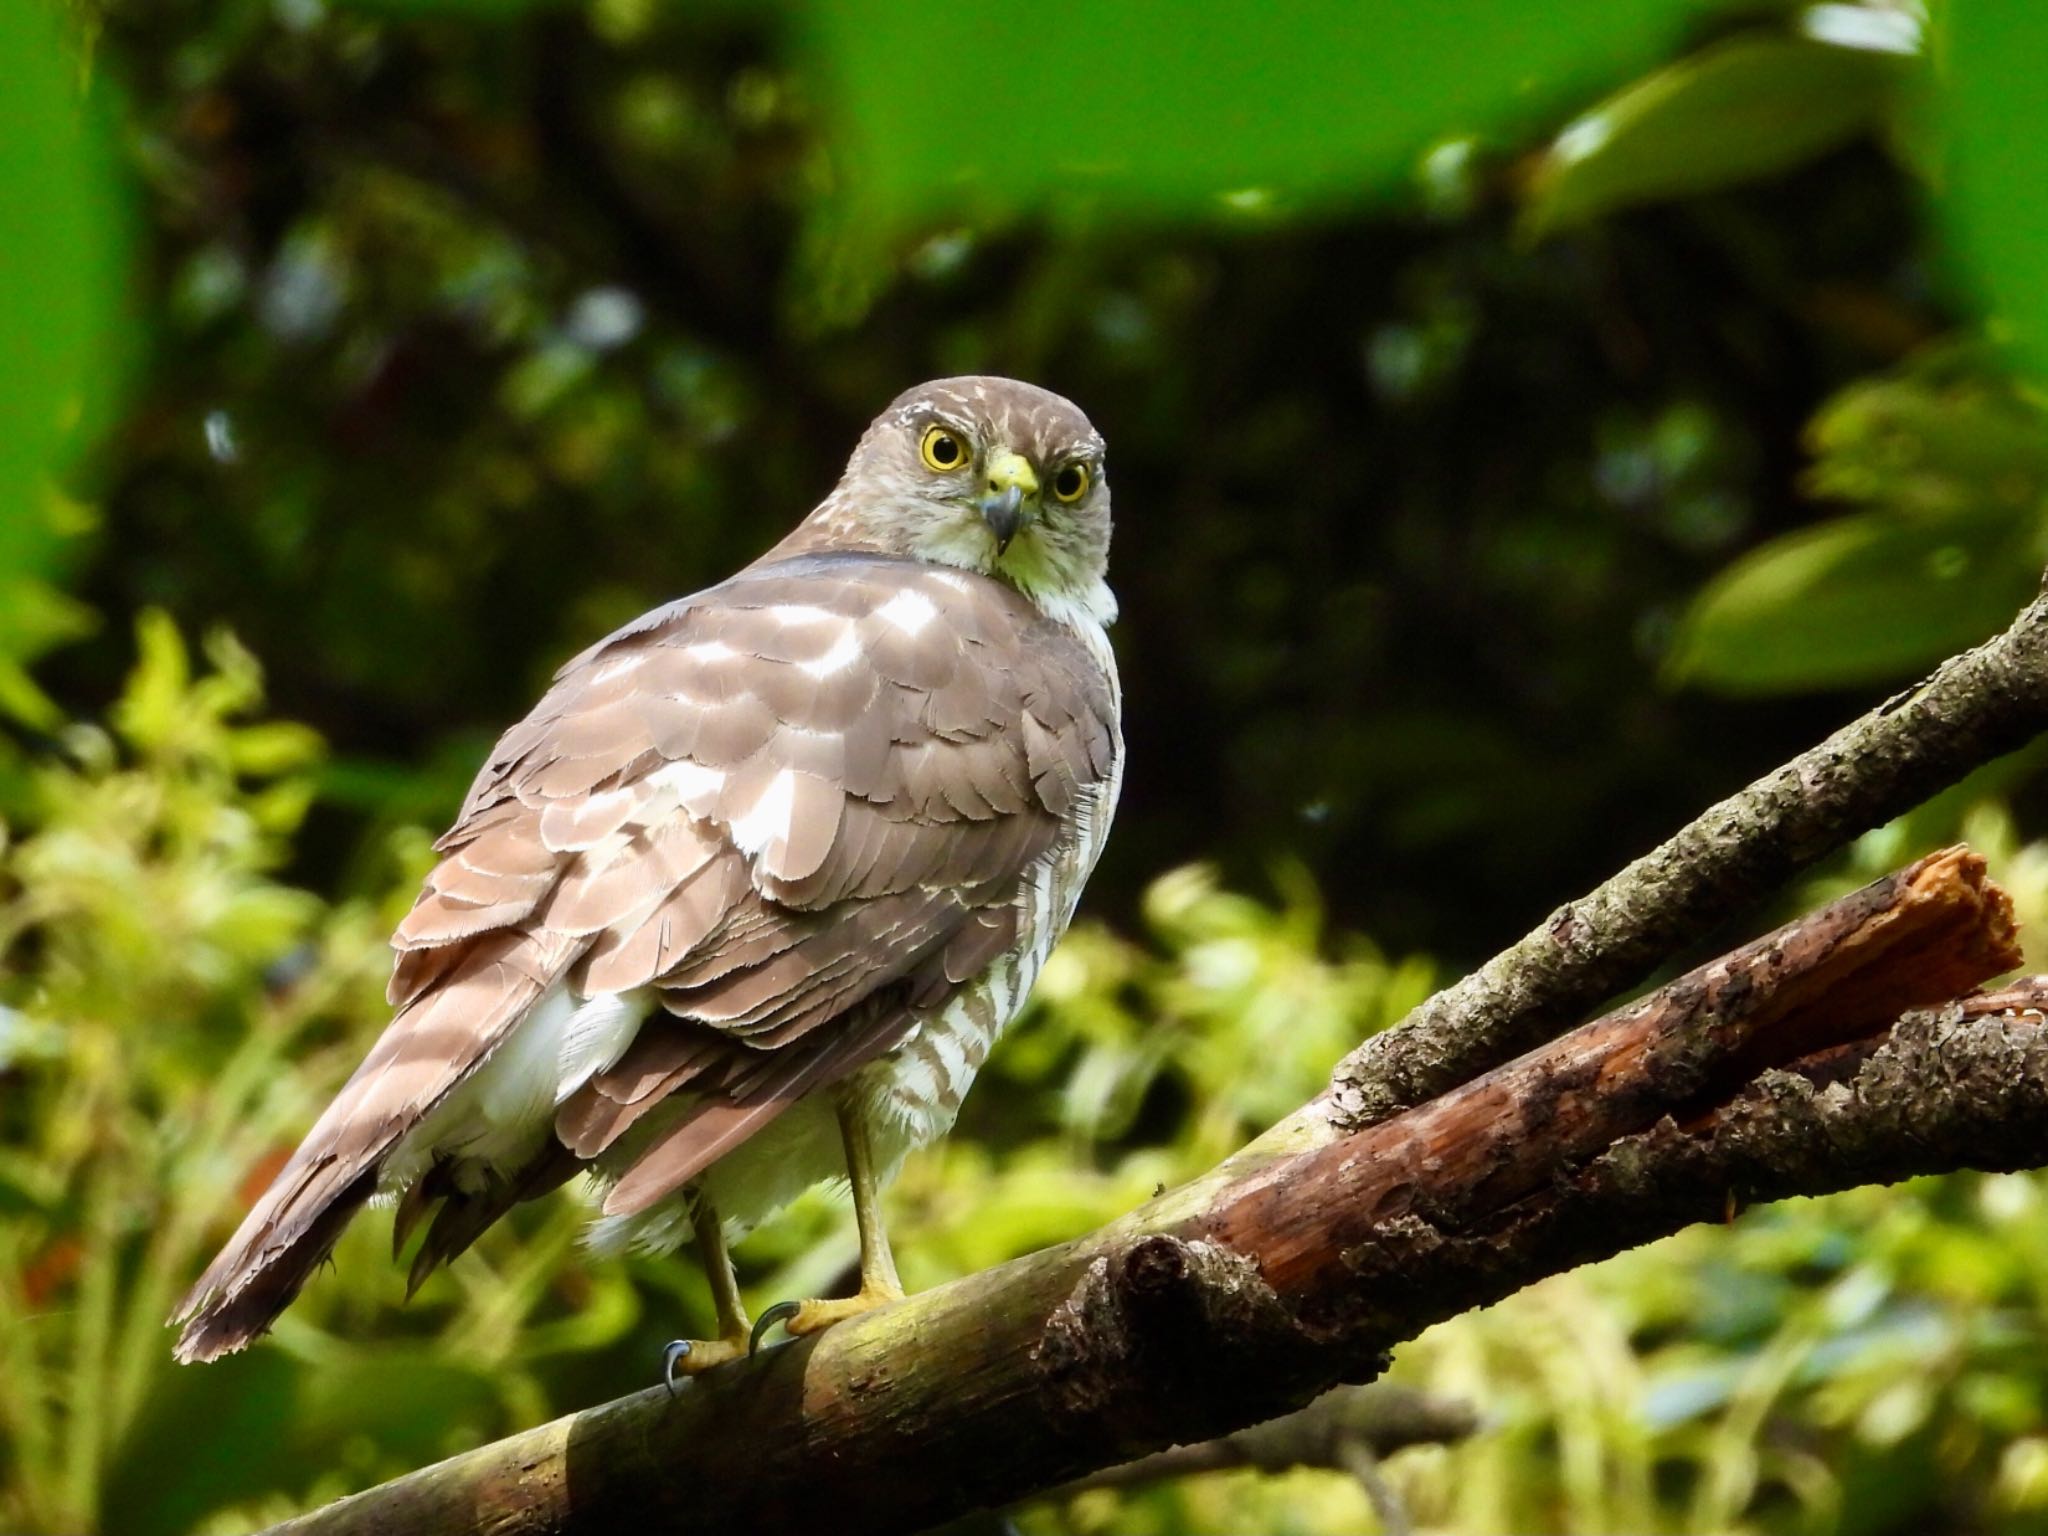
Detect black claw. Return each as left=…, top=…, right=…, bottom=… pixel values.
left=750, top=1299, right=802, bottom=1355
left=662, top=1338, right=692, bottom=1396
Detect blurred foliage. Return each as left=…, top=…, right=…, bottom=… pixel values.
left=13, top=0, right=2048, bottom=1532
left=1671, top=342, right=2048, bottom=691
left=0, top=0, right=125, bottom=740
left=1522, top=29, right=1910, bottom=236
left=0, top=620, right=659, bottom=1533
left=807, top=0, right=1691, bottom=225
left=0, top=0, right=124, bottom=572
left=1941, top=6, right=2048, bottom=379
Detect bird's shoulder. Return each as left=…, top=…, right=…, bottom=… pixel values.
left=466, top=551, right=1113, bottom=822
left=395, top=553, right=1117, bottom=967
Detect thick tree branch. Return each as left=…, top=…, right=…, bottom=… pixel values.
left=1327, top=580, right=2048, bottom=1129
left=265, top=847, right=2048, bottom=1536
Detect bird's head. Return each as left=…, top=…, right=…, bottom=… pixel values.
left=803, top=376, right=1115, bottom=627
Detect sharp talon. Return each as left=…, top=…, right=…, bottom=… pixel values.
left=751, top=1299, right=801, bottom=1355
left=662, top=1339, right=692, bottom=1396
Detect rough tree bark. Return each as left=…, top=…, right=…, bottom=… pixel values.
left=261, top=585, right=2048, bottom=1536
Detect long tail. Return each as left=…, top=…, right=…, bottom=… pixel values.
left=170, top=1162, right=381, bottom=1362
left=170, top=1027, right=427, bottom=1362
left=169, top=928, right=568, bottom=1361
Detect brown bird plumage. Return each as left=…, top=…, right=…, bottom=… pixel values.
left=173, top=377, right=1122, bottom=1364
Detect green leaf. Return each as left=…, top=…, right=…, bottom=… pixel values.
left=1667, top=511, right=2038, bottom=694
left=111, top=609, right=192, bottom=753
left=804, top=0, right=1692, bottom=225
left=0, top=576, right=97, bottom=727
left=1525, top=32, right=1906, bottom=236
left=0, top=6, right=125, bottom=580
left=1942, top=7, right=2048, bottom=379
left=0, top=575, right=97, bottom=660
left=1801, top=344, right=2048, bottom=521
left=226, top=721, right=327, bottom=779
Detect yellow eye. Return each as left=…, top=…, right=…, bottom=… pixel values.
left=920, top=426, right=969, bottom=472
left=1051, top=461, right=1091, bottom=503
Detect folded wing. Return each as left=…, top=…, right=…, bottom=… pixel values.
left=172, top=552, right=1115, bottom=1360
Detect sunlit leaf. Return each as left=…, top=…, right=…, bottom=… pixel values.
left=806, top=0, right=1693, bottom=224
left=1803, top=344, right=2048, bottom=520
left=111, top=609, right=192, bottom=753
left=1667, top=511, right=2037, bottom=694
left=0, top=576, right=97, bottom=727
left=227, top=721, right=328, bottom=778
left=1525, top=32, right=1906, bottom=235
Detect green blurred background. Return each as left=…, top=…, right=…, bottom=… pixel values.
left=9, top=0, right=2048, bottom=1531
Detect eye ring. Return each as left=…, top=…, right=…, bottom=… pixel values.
left=1051, top=461, right=1091, bottom=503
left=920, top=426, right=969, bottom=472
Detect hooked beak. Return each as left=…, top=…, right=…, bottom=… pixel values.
left=978, top=450, right=1039, bottom=554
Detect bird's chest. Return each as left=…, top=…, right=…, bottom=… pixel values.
left=866, top=707, right=1124, bottom=1151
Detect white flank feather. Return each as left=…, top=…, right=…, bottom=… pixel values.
left=390, top=982, right=650, bottom=1185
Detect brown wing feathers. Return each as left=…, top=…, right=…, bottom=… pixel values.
left=172, top=925, right=576, bottom=1361
left=172, top=554, right=1113, bottom=1359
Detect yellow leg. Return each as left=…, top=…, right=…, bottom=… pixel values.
left=752, top=1097, right=906, bottom=1347
left=660, top=1190, right=752, bottom=1389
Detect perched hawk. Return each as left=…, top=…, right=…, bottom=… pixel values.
left=172, top=377, right=1122, bottom=1374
